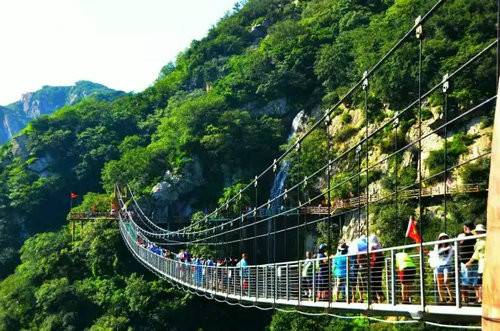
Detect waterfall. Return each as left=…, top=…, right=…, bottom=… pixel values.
left=269, top=111, right=305, bottom=212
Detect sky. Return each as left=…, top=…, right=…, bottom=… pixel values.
left=0, top=0, right=237, bottom=105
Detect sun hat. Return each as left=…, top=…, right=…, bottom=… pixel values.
left=438, top=232, right=449, bottom=240
left=475, top=223, right=486, bottom=233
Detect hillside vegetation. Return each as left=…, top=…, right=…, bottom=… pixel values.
left=0, top=0, right=496, bottom=329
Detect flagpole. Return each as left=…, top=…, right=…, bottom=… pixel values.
left=70, top=195, right=74, bottom=242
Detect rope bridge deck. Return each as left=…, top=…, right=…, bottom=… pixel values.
left=119, top=218, right=483, bottom=319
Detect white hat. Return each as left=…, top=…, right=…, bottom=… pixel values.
left=475, top=224, right=486, bottom=233
left=438, top=232, right=449, bottom=240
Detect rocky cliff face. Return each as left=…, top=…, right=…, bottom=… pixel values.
left=0, top=81, right=123, bottom=145
left=0, top=106, right=25, bottom=144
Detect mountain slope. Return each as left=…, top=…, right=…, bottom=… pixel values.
left=0, top=0, right=495, bottom=329
left=0, top=81, right=123, bottom=144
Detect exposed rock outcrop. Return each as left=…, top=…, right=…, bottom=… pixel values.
left=0, top=81, right=122, bottom=145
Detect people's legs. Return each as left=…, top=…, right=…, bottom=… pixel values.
left=350, top=264, right=356, bottom=302
left=406, top=268, right=416, bottom=303
left=443, top=267, right=453, bottom=302
left=356, top=268, right=364, bottom=302
left=333, top=277, right=339, bottom=301
left=339, top=277, right=346, bottom=301
left=437, top=270, right=445, bottom=302
left=373, top=267, right=384, bottom=303
left=398, top=270, right=404, bottom=302
left=306, top=276, right=312, bottom=298
left=477, top=274, right=483, bottom=303
left=460, top=263, right=469, bottom=303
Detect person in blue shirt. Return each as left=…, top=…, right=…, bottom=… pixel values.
left=332, top=243, right=348, bottom=302
left=236, top=253, right=249, bottom=295
left=194, top=257, right=203, bottom=287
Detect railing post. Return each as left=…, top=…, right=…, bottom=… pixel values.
left=312, top=258, right=316, bottom=302
left=234, top=267, right=237, bottom=296
left=385, top=256, right=389, bottom=303
left=286, top=264, right=290, bottom=301
left=275, top=264, right=278, bottom=302
left=346, top=257, right=350, bottom=304
left=264, top=266, right=268, bottom=298
left=256, top=266, right=259, bottom=301
left=454, top=240, right=460, bottom=308
left=328, top=256, right=332, bottom=309
left=298, top=261, right=302, bottom=304
left=391, top=250, right=396, bottom=305
left=215, top=265, right=219, bottom=294
left=226, top=264, right=229, bottom=300
left=419, top=248, right=425, bottom=310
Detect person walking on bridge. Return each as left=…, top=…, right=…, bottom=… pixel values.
left=316, top=244, right=329, bottom=301
left=237, top=253, right=249, bottom=295
left=465, top=224, right=486, bottom=304
left=332, top=243, right=348, bottom=302
left=302, top=251, right=313, bottom=299
left=458, top=222, right=477, bottom=304
left=434, top=233, right=454, bottom=303
left=369, top=235, right=385, bottom=303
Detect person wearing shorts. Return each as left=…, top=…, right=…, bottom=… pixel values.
left=458, top=224, right=477, bottom=304
left=332, top=243, right=348, bottom=302
left=434, top=233, right=454, bottom=303
left=466, top=224, right=486, bottom=304
left=395, top=251, right=416, bottom=304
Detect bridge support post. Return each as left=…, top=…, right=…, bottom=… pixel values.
left=483, top=83, right=500, bottom=329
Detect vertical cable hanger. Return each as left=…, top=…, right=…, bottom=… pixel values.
left=297, top=142, right=302, bottom=263
left=296, top=141, right=302, bottom=308
left=269, top=162, right=275, bottom=265
left=394, top=112, right=400, bottom=222
left=273, top=179, right=277, bottom=309
left=415, top=15, right=426, bottom=310
left=442, top=74, right=450, bottom=234
left=254, top=179, right=258, bottom=264
left=363, top=71, right=372, bottom=307
left=326, top=110, right=333, bottom=307
left=356, top=144, right=362, bottom=237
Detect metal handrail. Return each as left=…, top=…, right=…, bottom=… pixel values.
left=120, top=218, right=484, bottom=317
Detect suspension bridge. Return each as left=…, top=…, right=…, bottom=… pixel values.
left=110, top=0, right=500, bottom=328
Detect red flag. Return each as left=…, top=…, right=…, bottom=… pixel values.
left=405, top=217, right=422, bottom=243
left=70, top=192, right=79, bottom=199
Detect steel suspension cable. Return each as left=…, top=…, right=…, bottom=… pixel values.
left=170, top=41, right=497, bottom=240
left=167, top=0, right=448, bottom=237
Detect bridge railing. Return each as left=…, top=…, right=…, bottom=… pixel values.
left=68, top=211, right=117, bottom=220
left=120, top=219, right=484, bottom=317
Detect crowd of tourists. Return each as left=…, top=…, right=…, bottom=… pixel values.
left=133, top=219, right=486, bottom=306
left=301, top=221, right=486, bottom=305
left=136, top=234, right=251, bottom=291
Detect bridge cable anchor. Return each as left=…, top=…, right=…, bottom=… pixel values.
left=442, top=73, right=450, bottom=94
left=415, top=15, right=423, bottom=40
left=362, top=71, right=369, bottom=90
left=324, top=109, right=331, bottom=126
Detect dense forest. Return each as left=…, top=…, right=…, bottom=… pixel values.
left=0, top=0, right=496, bottom=329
